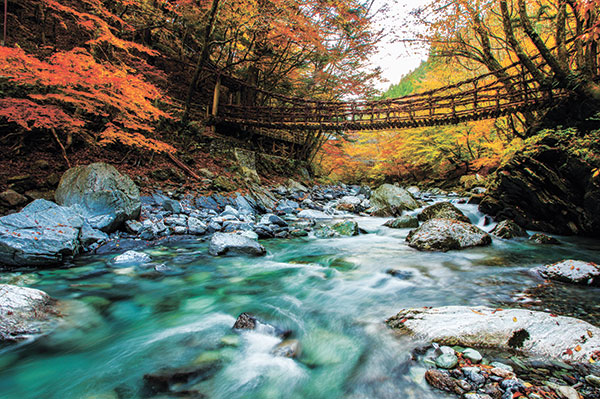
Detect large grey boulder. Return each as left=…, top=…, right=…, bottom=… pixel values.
left=386, top=306, right=600, bottom=364
left=370, top=184, right=419, bottom=216
left=533, top=260, right=600, bottom=286
left=208, top=233, right=266, bottom=256
left=0, top=199, right=84, bottom=266
left=406, top=218, right=491, bottom=251
left=0, top=284, right=58, bottom=341
left=55, top=163, right=141, bottom=232
left=418, top=202, right=471, bottom=224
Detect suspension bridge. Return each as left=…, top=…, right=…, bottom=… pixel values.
left=189, top=59, right=574, bottom=160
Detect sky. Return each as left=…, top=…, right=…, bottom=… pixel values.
left=369, top=0, right=430, bottom=91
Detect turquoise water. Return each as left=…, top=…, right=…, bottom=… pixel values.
left=1, top=205, right=600, bottom=399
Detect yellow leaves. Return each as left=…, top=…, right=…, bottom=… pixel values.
left=513, top=317, right=518, bottom=322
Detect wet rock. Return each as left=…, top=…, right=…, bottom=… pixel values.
left=297, top=209, right=332, bottom=220
left=490, top=367, right=514, bottom=379
left=462, top=348, right=483, bottom=363
left=529, top=233, right=561, bottom=245
left=331, top=220, right=359, bottom=236
left=418, top=202, right=471, bottom=224
left=435, top=353, right=458, bottom=369
left=208, top=233, right=266, bottom=256
left=383, top=215, right=419, bottom=229
left=490, top=220, right=528, bottom=239
left=424, top=369, right=469, bottom=395
left=0, top=189, right=28, bottom=208
left=260, top=213, right=288, bottom=227
left=233, top=312, right=257, bottom=330
left=370, top=184, right=419, bottom=216
left=0, top=284, right=58, bottom=342
left=272, top=339, right=301, bottom=358
left=125, top=220, right=143, bottom=235
left=462, top=367, right=486, bottom=387
left=113, top=250, right=151, bottom=264
left=80, top=222, right=109, bottom=247
left=387, top=306, right=600, bottom=363
left=534, top=259, right=600, bottom=286
left=386, top=269, right=413, bottom=279
left=0, top=199, right=84, bottom=266
left=55, top=163, right=141, bottom=232
left=406, top=218, right=492, bottom=252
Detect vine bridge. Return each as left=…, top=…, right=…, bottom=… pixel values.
left=193, top=59, right=574, bottom=160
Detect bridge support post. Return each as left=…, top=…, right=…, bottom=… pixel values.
left=212, top=75, right=222, bottom=117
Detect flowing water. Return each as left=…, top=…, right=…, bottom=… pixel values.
left=1, top=201, right=600, bottom=399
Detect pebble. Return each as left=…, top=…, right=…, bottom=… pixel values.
left=490, top=362, right=513, bottom=372
left=491, top=367, right=515, bottom=379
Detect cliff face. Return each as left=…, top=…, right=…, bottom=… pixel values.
left=479, top=130, right=600, bottom=236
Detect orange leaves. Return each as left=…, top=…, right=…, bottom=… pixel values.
left=0, top=43, right=173, bottom=153
left=99, top=124, right=175, bottom=153
left=0, top=98, right=84, bottom=133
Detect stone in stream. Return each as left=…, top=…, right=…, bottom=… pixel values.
left=0, top=284, right=58, bottom=342
left=490, top=219, right=528, bottom=239
left=386, top=306, right=600, bottom=363
left=0, top=199, right=84, bottom=266
left=462, top=348, right=483, bottom=363
left=271, top=339, right=301, bottom=358
left=533, top=259, right=600, bottom=286
left=418, top=202, right=471, bottom=224
left=80, top=222, right=109, bottom=248
left=208, top=233, right=266, bottom=256
left=112, top=250, right=151, bottom=264
left=369, top=184, right=419, bottom=216
left=331, top=220, right=359, bottom=236
left=406, top=218, right=491, bottom=252
left=232, top=313, right=291, bottom=338
left=435, top=353, right=458, bottom=369
left=383, top=215, right=419, bottom=229
left=314, top=225, right=337, bottom=238
left=529, top=233, right=561, bottom=245
left=55, top=162, right=141, bottom=232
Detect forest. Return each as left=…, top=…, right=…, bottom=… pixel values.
left=1, top=2, right=600, bottom=399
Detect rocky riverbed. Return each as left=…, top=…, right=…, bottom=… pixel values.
left=0, top=163, right=599, bottom=399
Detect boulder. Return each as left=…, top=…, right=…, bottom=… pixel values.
left=370, top=184, right=419, bottom=216
left=162, top=199, right=183, bottom=214
left=260, top=213, right=288, bottom=227
left=0, top=199, right=84, bottom=266
left=418, top=202, right=471, bottom=224
left=490, top=219, right=528, bottom=239
left=187, top=217, right=207, bottom=235
left=383, top=215, right=419, bottom=229
left=80, top=222, right=109, bottom=247
left=406, top=218, right=491, bottom=251
left=478, top=132, right=600, bottom=235
left=297, top=209, right=332, bottom=220
left=208, top=233, right=266, bottom=256
left=0, top=284, right=58, bottom=341
left=55, top=163, right=141, bottom=232
left=534, top=260, right=600, bottom=286
left=386, top=306, right=600, bottom=363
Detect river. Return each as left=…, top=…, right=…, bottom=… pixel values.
left=1, top=200, right=599, bottom=399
